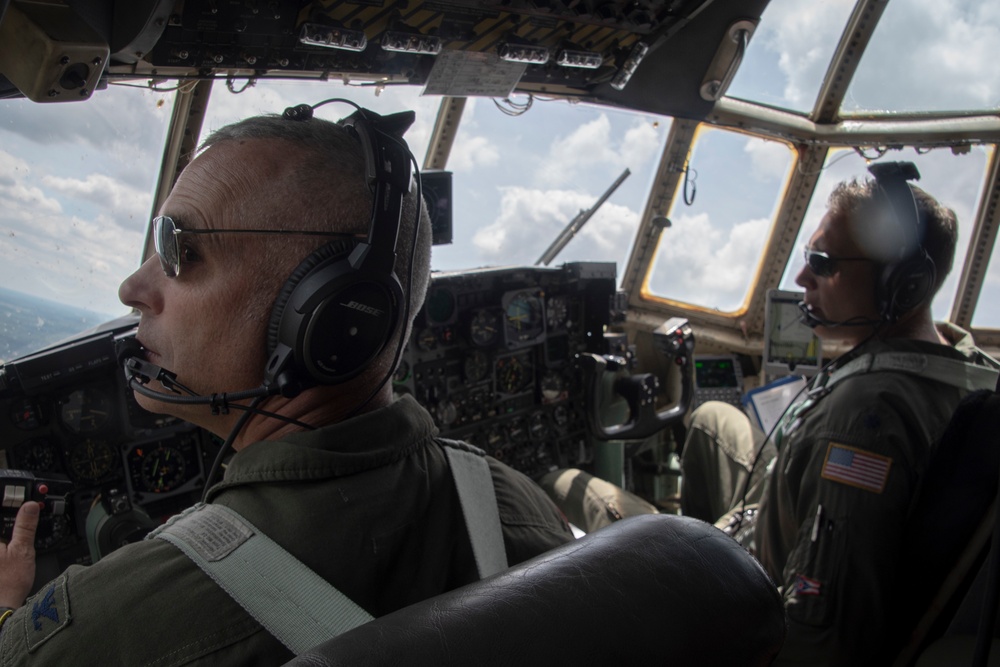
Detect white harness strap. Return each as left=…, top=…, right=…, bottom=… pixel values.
left=442, top=440, right=509, bottom=578
left=153, top=503, right=373, bottom=655
left=151, top=441, right=505, bottom=654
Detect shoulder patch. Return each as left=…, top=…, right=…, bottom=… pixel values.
left=24, top=575, right=71, bottom=652
left=821, top=442, right=892, bottom=494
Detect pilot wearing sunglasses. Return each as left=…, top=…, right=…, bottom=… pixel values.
left=0, top=109, right=573, bottom=665
left=681, top=165, right=1000, bottom=665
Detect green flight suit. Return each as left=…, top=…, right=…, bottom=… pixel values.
left=0, top=395, right=573, bottom=666
left=681, top=324, right=998, bottom=665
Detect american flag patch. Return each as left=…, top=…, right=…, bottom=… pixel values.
left=821, top=443, right=892, bottom=493
left=794, top=574, right=822, bottom=596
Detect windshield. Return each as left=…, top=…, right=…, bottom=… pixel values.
left=1, top=80, right=665, bottom=361
left=0, top=85, right=172, bottom=361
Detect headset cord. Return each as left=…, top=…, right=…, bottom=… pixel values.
left=729, top=326, right=883, bottom=535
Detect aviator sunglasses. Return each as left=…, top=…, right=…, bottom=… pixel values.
left=802, top=246, right=872, bottom=278
left=153, top=215, right=359, bottom=278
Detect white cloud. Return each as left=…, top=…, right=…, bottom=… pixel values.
left=649, top=213, right=769, bottom=309
left=535, top=113, right=661, bottom=187
left=471, top=186, right=638, bottom=267
left=448, top=134, right=500, bottom=170
left=744, top=138, right=793, bottom=182
left=41, top=173, right=149, bottom=226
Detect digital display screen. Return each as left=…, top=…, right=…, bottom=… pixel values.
left=765, top=291, right=821, bottom=373
left=695, top=358, right=739, bottom=389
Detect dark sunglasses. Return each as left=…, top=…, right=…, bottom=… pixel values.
left=802, top=246, right=872, bottom=278
left=152, top=215, right=359, bottom=278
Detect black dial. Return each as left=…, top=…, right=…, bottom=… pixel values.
left=16, top=438, right=60, bottom=473
left=140, top=444, right=187, bottom=493
left=464, top=350, right=490, bottom=383
left=68, top=438, right=116, bottom=482
left=469, top=309, right=501, bottom=347
left=496, top=354, right=531, bottom=395
left=59, top=387, right=112, bottom=434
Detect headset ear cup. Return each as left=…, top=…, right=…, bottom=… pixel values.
left=877, top=251, right=936, bottom=322
left=267, top=240, right=356, bottom=358
left=266, top=238, right=403, bottom=388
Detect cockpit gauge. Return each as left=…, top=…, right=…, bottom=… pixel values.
left=425, top=287, right=457, bottom=325
left=15, top=438, right=60, bottom=473
left=10, top=398, right=44, bottom=430
left=496, top=354, right=532, bottom=396
left=502, top=289, right=545, bottom=348
left=126, top=436, right=201, bottom=495
left=68, top=438, right=117, bottom=483
left=139, top=444, right=187, bottom=493
left=463, top=350, right=490, bottom=383
left=58, top=387, right=112, bottom=434
left=469, top=309, right=501, bottom=347
left=417, top=327, right=438, bottom=351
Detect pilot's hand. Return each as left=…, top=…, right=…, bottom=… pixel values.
left=0, top=501, right=40, bottom=608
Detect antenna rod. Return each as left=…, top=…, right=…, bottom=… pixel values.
left=536, top=168, right=631, bottom=266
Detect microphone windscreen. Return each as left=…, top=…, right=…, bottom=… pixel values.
left=116, top=337, right=143, bottom=366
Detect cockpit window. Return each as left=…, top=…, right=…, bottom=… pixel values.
left=778, top=145, right=994, bottom=323
left=644, top=126, right=795, bottom=313
left=0, top=84, right=171, bottom=362
left=433, top=97, right=670, bottom=274
left=842, top=0, right=1000, bottom=115
left=725, top=0, right=856, bottom=115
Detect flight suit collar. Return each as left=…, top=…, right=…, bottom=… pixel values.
left=206, top=395, right=438, bottom=498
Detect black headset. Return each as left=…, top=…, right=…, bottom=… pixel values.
left=263, top=102, right=416, bottom=397
left=866, top=161, right=937, bottom=323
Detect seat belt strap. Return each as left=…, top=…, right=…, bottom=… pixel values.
left=442, top=440, right=509, bottom=578
left=151, top=503, right=374, bottom=655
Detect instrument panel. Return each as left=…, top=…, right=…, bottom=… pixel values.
left=0, top=324, right=216, bottom=567
left=0, top=262, right=617, bottom=567
left=396, top=262, right=618, bottom=478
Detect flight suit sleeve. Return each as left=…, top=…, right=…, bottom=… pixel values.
left=488, top=458, right=575, bottom=565
left=761, top=379, right=936, bottom=666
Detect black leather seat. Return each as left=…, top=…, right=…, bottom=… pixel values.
left=284, top=513, right=785, bottom=667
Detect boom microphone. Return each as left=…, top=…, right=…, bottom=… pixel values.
left=116, top=336, right=276, bottom=411
left=797, top=302, right=882, bottom=329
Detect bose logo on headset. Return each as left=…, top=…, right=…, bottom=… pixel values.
left=341, top=300, right=386, bottom=317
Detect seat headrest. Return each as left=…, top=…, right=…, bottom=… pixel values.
left=283, top=513, right=785, bottom=667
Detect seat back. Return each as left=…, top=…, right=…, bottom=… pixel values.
left=892, top=390, right=1000, bottom=664
left=283, top=513, right=785, bottom=667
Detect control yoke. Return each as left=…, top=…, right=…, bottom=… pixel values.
left=579, top=318, right=695, bottom=441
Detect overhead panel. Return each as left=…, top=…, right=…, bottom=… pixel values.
left=125, top=0, right=771, bottom=119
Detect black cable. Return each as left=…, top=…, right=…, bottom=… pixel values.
left=201, top=395, right=266, bottom=503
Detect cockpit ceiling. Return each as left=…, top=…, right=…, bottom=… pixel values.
left=0, top=0, right=770, bottom=119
